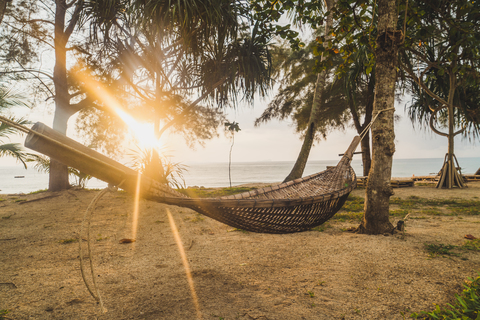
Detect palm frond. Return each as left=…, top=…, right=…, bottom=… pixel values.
left=0, top=143, right=29, bottom=168
left=0, top=116, right=30, bottom=138
left=127, top=146, right=188, bottom=189
left=26, top=154, right=50, bottom=173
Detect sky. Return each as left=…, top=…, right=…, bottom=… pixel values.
left=1, top=90, right=478, bottom=169
left=170, top=97, right=479, bottom=164
left=1, top=12, right=478, bottom=170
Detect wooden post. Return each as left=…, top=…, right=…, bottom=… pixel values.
left=25, top=122, right=184, bottom=198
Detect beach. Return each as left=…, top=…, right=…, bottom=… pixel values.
left=1, top=182, right=480, bottom=319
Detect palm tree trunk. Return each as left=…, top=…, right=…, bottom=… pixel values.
left=358, top=0, right=398, bottom=234
left=436, top=69, right=464, bottom=188
left=283, top=0, right=334, bottom=183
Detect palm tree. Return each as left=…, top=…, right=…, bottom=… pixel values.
left=256, top=40, right=375, bottom=177
left=76, top=0, right=272, bottom=186
left=0, top=87, right=30, bottom=168
left=400, top=0, right=480, bottom=188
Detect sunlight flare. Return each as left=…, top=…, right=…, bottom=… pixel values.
left=131, top=172, right=142, bottom=242
left=166, top=208, right=202, bottom=319
left=77, top=69, right=161, bottom=150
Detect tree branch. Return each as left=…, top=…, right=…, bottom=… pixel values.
left=399, top=60, right=449, bottom=106
left=15, top=18, right=55, bottom=27
left=1, top=69, right=54, bottom=81
left=64, top=0, right=84, bottom=40
left=67, top=96, right=94, bottom=115
left=156, top=75, right=229, bottom=138
left=429, top=106, right=448, bottom=137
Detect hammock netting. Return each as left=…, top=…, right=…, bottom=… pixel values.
left=147, top=156, right=357, bottom=234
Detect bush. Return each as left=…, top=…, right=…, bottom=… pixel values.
left=410, top=273, right=480, bottom=319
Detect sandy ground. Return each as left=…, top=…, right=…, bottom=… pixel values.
left=1, top=182, right=479, bottom=320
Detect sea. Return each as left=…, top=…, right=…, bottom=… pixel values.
left=1, top=157, right=479, bottom=194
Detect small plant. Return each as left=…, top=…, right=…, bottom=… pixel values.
left=462, top=239, right=480, bottom=251
left=419, top=208, right=443, bottom=215
left=128, top=146, right=187, bottom=189
left=27, top=154, right=92, bottom=188
left=343, top=195, right=364, bottom=212
left=311, top=224, right=331, bottom=232
left=228, top=228, right=249, bottom=234
left=28, top=189, right=48, bottom=194
left=59, top=238, right=78, bottom=244
left=333, top=212, right=363, bottom=221
left=425, top=243, right=459, bottom=257
left=390, top=209, right=409, bottom=216
left=189, top=214, right=204, bottom=223
left=1, top=215, right=11, bottom=219
left=0, top=309, right=9, bottom=319
left=410, top=273, right=480, bottom=319
left=307, top=290, right=315, bottom=298
left=96, top=234, right=108, bottom=241
left=224, top=121, right=241, bottom=188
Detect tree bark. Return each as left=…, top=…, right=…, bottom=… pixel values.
left=360, top=135, right=371, bottom=176
left=357, top=0, right=398, bottom=235
left=49, top=0, right=70, bottom=191
left=283, top=0, right=334, bottom=183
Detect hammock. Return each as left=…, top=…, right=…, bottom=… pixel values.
left=151, top=138, right=359, bottom=233
left=2, top=117, right=359, bottom=234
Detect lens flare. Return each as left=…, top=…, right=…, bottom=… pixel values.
left=114, top=109, right=160, bottom=150
left=167, top=208, right=202, bottom=319
left=131, top=172, right=142, bottom=242
left=76, top=68, right=161, bottom=150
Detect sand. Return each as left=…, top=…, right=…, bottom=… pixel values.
left=1, top=183, right=479, bottom=320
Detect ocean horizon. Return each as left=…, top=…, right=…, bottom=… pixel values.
left=1, top=157, right=479, bottom=194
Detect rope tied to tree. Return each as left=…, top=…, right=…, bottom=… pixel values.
left=79, top=180, right=125, bottom=315
left=358, top=107, right=396, bottom=142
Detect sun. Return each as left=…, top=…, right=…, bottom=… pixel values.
left=77, top=68, right=161, bottom=150
left=114, top=109, right=160, bottom=150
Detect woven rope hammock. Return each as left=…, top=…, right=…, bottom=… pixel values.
left=1, top=117, right=360, bottom=234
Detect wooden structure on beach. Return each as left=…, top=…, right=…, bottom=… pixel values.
left=356, top=177, right=414, bottom=188
left=356, top=173, right=480, bottom=188
left=411, top=174, right=480, bottom=183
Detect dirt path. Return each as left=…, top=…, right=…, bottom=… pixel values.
left=1, top=183, right=479, bottom=319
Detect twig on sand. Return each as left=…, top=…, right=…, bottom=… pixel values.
left=18, top=194, right=61, bottom=205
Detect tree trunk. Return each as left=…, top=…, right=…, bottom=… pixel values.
left=49, top=0, right=70, bottom=191
left=360, top=134, right=371, bottom=176
left=283, top=0, right=334, bottom=183
left=349, top=74, right=374, bottom=177
left=357, top=0, right=398, bottom=235
left=436, top=70, right=464, bottom=188
left=0, top=0, right=9, bottom=25
left=283, top=73, right=324, bottom=182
